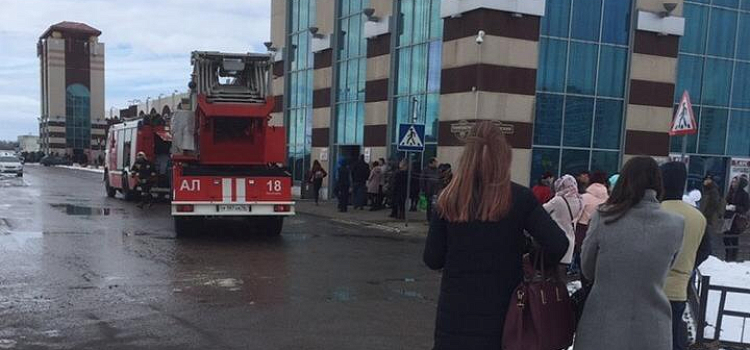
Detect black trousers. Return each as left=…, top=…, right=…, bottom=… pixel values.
left=426, top=194, right=434, bottom=222
left=313, top=179, right=323, bottom=204
left=670, top=301, right=687, bottom=350
left=724, top=231, right=740, bottom=262
left=337, top=187, right=349, bottom=212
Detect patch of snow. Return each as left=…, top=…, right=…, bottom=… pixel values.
left=698, top=256, right=750, bottom=344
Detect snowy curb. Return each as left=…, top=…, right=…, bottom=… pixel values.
left=55, top=165, right=105, bottom=174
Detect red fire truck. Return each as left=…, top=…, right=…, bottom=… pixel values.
left=106, top=51, right=294, bottom=236
left=104, top=117, right=172, bottom=200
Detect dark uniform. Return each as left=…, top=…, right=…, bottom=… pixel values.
left=131, top=156, right=156, bottom=208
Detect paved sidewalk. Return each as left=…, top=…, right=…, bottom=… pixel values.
left=294, top=199, right=430, bottom=237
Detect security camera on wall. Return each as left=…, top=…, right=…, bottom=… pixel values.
left=475, top=30, right=485, bottom=45
left=660, top=3, right=678, bottom=17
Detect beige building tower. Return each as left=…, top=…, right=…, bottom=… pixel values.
left=38, top=21, right=105, bottom=161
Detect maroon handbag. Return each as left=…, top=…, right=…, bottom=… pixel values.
left=502, top=253, right=575, bottom=350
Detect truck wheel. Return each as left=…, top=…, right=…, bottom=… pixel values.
left=263, top=217, right=284, bottom=236
left=122, top=175, right=134, bottom=201
left=104, top=173, right=116, bottom=198
left=16, top=172, right=23, bottom=177
left=174, top=217, right=196, bottom=238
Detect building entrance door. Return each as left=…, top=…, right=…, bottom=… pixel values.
left=331, top=146, right=361, bottom=199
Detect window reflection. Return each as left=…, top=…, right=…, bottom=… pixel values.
left=392, top=0, right=443, bottom=154
left=533, top=0, right=630, bottom=183
left=334, top=0, right=368, bottom=146
left=286, top=0, right=316, bottom=182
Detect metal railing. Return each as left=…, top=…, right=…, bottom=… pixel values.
left=691, top=272, right=750, bottom=348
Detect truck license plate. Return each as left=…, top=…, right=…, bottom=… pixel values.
left=216, top=204, right=250, bottom=212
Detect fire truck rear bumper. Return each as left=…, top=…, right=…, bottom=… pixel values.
left=171, top=201, right=295, bottom=216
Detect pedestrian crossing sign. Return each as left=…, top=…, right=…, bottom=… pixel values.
left=397, top=123, right=425, bottom=152
left=670, top=91, right=697, bottom=136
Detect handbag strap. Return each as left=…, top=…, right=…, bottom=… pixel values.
left=562, top=197, right=575, bottom=230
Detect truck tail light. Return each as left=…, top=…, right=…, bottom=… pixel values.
left=274, top=204, right=291, bottom=212
left=176, top=205, right=194, bottom=213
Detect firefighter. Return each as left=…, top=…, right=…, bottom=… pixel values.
left=131, top=151, right=157, bottom=208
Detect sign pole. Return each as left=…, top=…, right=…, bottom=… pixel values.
left=681, top=134, right=687, bottom=163
left=404, top=98, right=419, bottom=227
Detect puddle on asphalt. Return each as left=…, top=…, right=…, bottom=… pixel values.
left=328, top=287, right=354, bottom=302
left=0, top=176, right=27, bottom=188
left=0, top=339, right=16, bottom=349
left=49, top=204, right=118, bottom=216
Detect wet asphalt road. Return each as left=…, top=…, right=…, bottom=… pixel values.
left=0, top=165, right=439, bottom=350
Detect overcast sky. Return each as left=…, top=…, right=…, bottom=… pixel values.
left=0, top=0, right=271, bottom=141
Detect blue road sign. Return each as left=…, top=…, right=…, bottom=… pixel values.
left=397, top=123, right=425, bottom=152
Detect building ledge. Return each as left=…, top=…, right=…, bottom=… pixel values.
left=636, top=10, right=685, bottom=36
left=440, top=0, right=546, bottom=18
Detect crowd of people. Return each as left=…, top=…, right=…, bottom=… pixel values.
left=419, top=121, right=746, bottom=350
left=308, top=155, right=453, bottom=221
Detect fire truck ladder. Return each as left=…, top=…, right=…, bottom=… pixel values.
left=191, top=51, right=271, bottom=104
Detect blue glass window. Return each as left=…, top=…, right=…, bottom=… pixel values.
left=531, top=148, right=560, bottom=187
left=542, top=0, right=571, bottom=37
left=537, top=38, right=567, bottom=92
left=392, top=0, right=443, bottom=147
left=593, top=99, right=623, bottom=149
left=743, top=0, right=750, bottom=10
left=675, top=55, right=704, bottom=104
left=591, top=151, right=619, bottom=175
left=738, top=14, right=750, bottom=60
left=602, top=0, right=630, bottom=45
left=681, top=4, right=709, bottom=54
left=714, top=0, right=739, bottom=8
left=728, top=111, right=750, bottom=156
left=65, top=84, right=91, bottom=149
left=567, top=42, right=597, bottom=95
left=698, top=108, right=728, bottom=155
left=535, top=0, right=630, bottom=178
left=707, top=8, right=737, bottom=58
left=597, top=46, right=627, bottom=98
left=732, top=63, right=750, bottom=109
left=286, top=0, right=316, bottom=182
left=534, top=94, right=564, bottom=146
left=702, top=58, right=732, bottom=107
left=561, top=149, right=590, bottom=176
left=571, top=0, right=602, bottom=41
left=563, top=97, right=594, bottom=147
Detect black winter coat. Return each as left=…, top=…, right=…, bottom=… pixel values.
left=423, top=183, right=569, bottom=350
left=351, top=161, right=370, bottom=184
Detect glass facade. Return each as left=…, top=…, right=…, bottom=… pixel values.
left=672, top=0, right=750, bottom=158
left=532, top=0, right=631, bottom=184
left=65, top=84, right=90, bottom=149
left=333, top=0, right=368, bottom=146
left=391, top=0, right=443, bottom=161
left=286, top=0, right=316, bottom=182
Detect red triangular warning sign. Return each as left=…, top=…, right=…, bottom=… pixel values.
left=670, top=91, right=697, bottom=136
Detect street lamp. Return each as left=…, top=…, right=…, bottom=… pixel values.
left=158, top=93, right=164, bottom=113
left=172, top=89, right=179, bottom=110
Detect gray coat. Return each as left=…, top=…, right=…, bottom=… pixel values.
left=574, top=190, right=684, bottom=350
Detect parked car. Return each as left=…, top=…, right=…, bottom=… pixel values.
left=40, top=155, right=72, bottom=167
left=0, top=156, right=23, bottom=177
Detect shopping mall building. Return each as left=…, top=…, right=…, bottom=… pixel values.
left=268, top=0, right=750, bottom=196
